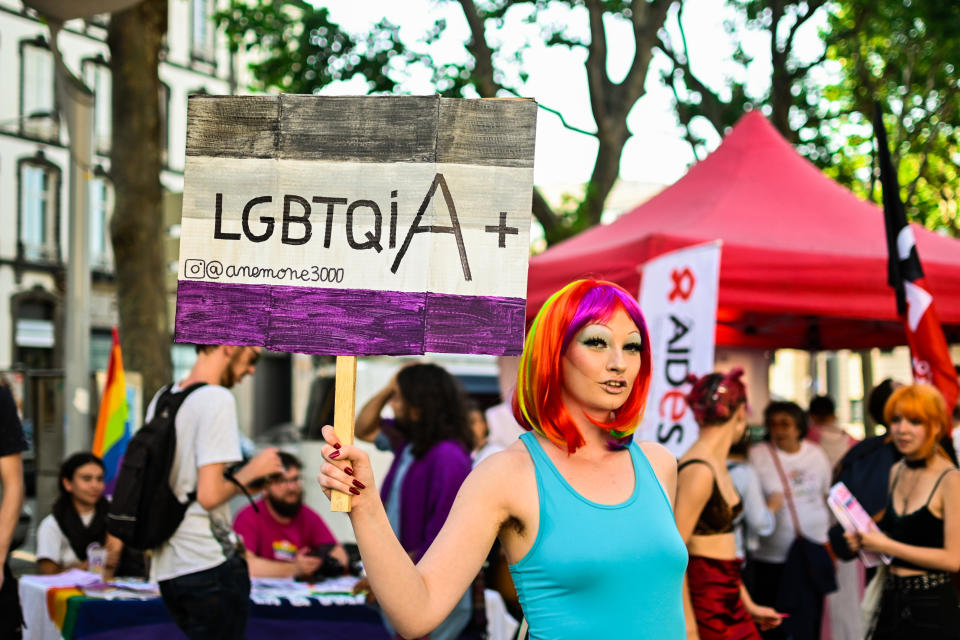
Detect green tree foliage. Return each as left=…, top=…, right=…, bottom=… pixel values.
left=216, top=0, right=413, bottom=94
left=218, top=0, right=678, bottom=246
left=660, top=0, right=959, bottom=235
left=807, top=0, right=960, bottom=234
left=658, top=0, right=827, bottom=157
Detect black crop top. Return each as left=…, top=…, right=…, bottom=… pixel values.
left=678, top=459, right=743, bottom=535
left=878, top=466, right=954, bottom=570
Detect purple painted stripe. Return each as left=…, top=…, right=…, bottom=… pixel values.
left=425, top=291, right=525, bottom=355
left=175, top=280, right=525, bottom=356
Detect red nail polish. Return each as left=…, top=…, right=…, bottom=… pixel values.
left=352, top=479, right=366, bottom=490
left=345, top=467, right=354, bottom=476
left=329, top=450, right=340, bottom=459
left=349, top=487, right=361, bottom=496
left=333, top=443, right=341, bottom=450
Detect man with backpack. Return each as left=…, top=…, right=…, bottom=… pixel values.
left=146, top=344, right=283, bottom=639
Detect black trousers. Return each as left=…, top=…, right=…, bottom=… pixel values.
left=874, top=578, right=960, bottom=640
left=0, top=560, right=24, bottom=639
left=158, top=555, right=250, bottom=640
left=748, top=559, right=825, bottom=640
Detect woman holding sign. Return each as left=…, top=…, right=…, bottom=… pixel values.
left=675, top=369, right=783, bottom=639
left=844, top=384, right=960, bottom=639
left=317, top=279, right=686, bottom=639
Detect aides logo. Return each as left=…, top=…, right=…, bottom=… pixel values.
left=668, top=267, right=696, bottom=302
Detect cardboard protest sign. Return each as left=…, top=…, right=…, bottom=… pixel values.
left=174, top=95, right=537, bottom=356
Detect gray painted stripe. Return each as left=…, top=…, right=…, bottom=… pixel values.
left=278, top=94, right=439, bottom=162
left=186, top=95, right=279, bottom=158
left=174, top=280, right=525, bottom=356
left=185, top=95, right=537, bottom=166
left=437, top=99, right=537, bottom=168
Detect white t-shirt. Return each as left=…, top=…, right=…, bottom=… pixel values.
left=145, top=384, right=243, bottom=582
left=36, top=510, right=95, bottom=568
left=748, top=440, right=832, bottom=563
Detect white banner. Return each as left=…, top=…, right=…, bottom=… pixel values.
left=636, top=241, right=722, bottom=457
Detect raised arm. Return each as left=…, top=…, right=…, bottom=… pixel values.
left=354, top=382, right=393, bottom=442
left=317, top=425, right=508, bottom=639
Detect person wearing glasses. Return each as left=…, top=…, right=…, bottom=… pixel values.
left=234, top=450, right=347, bottom=579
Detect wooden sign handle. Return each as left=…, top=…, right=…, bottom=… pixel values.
left=330, top=355, right=357, bottom=512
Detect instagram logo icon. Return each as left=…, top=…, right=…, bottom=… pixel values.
left=184, top=259, right=205, bottom=279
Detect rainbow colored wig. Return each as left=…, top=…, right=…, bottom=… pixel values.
left=512, top=279, right=652, bottom=453
left=884, top=384, right=952, bottom=461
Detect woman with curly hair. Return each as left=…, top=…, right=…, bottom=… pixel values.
left=845, top=384, right=960, bottom=639
left=354, top=362, right=476, bottom=639
left=676, top=370, right=783, bottom=639
left=319, top=279, right=686, bottom=639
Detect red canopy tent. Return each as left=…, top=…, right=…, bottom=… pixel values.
left=526, top=111, right=960, bottom=350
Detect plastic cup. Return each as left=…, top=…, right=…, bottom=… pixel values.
left=86, top=542, right=107, bottom=577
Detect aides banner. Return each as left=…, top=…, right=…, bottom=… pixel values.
left=636, top=242, right=721, bottom=457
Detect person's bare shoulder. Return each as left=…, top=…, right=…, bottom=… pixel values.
left=466, top=439, right=536, bottom=517
left=637, top=441, right=679, bottom=504
left=472, top=440, right=534, bottom=484
left=638, top=440, right=677, bottom=469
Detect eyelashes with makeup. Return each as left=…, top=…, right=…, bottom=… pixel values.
left=581, top=336, right=644, bottom=353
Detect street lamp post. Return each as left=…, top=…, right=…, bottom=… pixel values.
left=51, top=29, right=94, bottom=454
left=22, top=0, right=142, bottom=452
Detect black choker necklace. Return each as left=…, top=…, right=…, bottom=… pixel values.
left=904, top=457, right=927, bottom=469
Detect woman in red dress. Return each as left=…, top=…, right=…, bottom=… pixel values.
left=675, top=369, right=783, bottom=639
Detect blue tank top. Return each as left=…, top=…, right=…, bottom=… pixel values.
left=509, top=432, right=688, bottom=639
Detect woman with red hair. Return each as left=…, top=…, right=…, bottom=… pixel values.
left=676, top=370, right=783, bottom=639
left=317, top=279, right=687, bottom=639
left=845, top=384, right=960, bottom=639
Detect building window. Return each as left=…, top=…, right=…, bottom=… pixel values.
left=90, top=173, right=113, bottom=271
left=20, top=39, right=59, bottom=140
left=90, top=329, right=114, bottom=372
left=190, top=0, right=216, bottom=62
left=11, top=291, right=58, bottom=370
left=18, top=159, right=61, bottom=262
left=84, top=13, right=110, bottom=30
left=172, top=343, right=198, bottom=382
left=83, top=58, right=112, bottom=155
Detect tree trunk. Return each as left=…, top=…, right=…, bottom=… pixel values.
left=108, top=0, right=172, bottom=400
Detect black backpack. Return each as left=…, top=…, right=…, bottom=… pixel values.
left=107, top=383, right=206, bottom=550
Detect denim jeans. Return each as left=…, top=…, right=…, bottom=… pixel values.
left=159, top=555, right=250, bottom=640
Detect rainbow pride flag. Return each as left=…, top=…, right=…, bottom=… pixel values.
left=92, top=327, right=130, bottom=494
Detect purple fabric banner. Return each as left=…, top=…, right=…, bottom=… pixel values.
left=175, top=280, right=525, bottom=355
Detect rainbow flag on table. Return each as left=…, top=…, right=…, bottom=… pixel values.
left=92, top=327, right=130, bottom=494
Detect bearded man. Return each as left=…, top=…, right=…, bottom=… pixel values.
left=148, top=344, right=284, bottom=639
left=234, top=451, right=348, bottom=578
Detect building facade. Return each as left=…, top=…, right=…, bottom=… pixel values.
left=0, top=0, right=299, bottom=455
